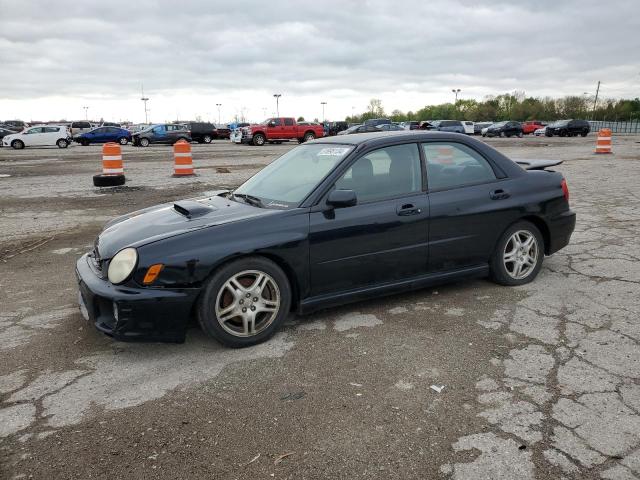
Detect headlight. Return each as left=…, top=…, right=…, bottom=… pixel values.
left=107, top=248, right=138, bottom=284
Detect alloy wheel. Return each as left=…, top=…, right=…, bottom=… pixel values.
left=215, top=270, right=280, bottom=337
left=503, top=230, right=538, bottom=280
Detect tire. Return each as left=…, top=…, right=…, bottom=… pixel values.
left=500, top=132, right=505, bottom=138
left=93, top=174, right=125, bottom=187
left=197, top=256, right=292, bottom=348
left=252, top=133, right=266, bottom=146
left=545, top=132, right=553, bottom=137
left=203, top=135, right=212, bottom=144
left=118, top=137, right=128, bottom=145
left=303, top=131, right=316, bottom=142
left=581, top=130, right=588, bottom=137
left=57, top=139, right=69, bottom=148
left=517, top=132, right=523, bottom=138
left=139, top=137, right=150, bottom=147
left=490, top=221, right=544, bottom=286
left=11, top=140, right=24, bottom=150
left=80, top=139, right=90, bottom=146
left=559, top=130, right=567, bottom=137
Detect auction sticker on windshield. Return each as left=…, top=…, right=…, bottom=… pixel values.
left=317, top=147, right=351, bottom=156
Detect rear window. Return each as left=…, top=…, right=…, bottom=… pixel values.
left=284, top=118, right=294, bottom=126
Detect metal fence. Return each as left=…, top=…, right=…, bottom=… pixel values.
left=588, top=120, right=640, bottom=135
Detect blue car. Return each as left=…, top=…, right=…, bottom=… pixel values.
left=74, top=127, right=131, bottom=146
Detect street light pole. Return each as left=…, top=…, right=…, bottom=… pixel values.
left=140, top=84, right=150, bottom=124
left=321, top=101, right=327, bottom=122
left=216, top=103, right=222, bottom=124
left=452, top=88, right=461, bottom=103
left=83, top=106, right=89, bottom=120
left=273, top=94, right=281, bottom=117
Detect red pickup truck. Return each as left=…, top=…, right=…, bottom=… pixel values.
left=232, top=117, right=324, bottom=146
left=522, top=121, right=546, bottom=135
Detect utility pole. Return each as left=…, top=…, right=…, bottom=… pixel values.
left=321, top=101, right=327, bottom=122
left=273, top=94, right=282, bottom=117
left=216, top=103, right=222, bottom=124
left=140, top=84, right=150, bottom=124
left=592, top=81, right=600, bottom=121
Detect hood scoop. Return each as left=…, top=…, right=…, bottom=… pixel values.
left=173, top=200, right=216, bottom=219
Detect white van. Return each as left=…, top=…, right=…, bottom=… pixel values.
left=3, top=125, right=71, bottom=149
left=462, top=121, right=474, bottom=135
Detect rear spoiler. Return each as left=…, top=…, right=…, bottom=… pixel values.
left=514, top=159, right=564, bottom=170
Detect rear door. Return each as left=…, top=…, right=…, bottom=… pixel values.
left=152, top=125, right=168, bottom=142
left=282, top=118, right=296, bottom=139
left=309, top=143, right=429, bottom=296
left=423, top=141, right=516, bottom=272
left=44, top=126, right=62, bottom=144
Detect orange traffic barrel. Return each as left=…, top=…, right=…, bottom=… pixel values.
left=102, top=142, right=124, bottom=174
left=435, top=146, right=454, bottom=164
left=595, top=128, right=612, bottom=154
left=173, top=139, right=194, bottom=176
left=93, top=142, right=125, bottom=186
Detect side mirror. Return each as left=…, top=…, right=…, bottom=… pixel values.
left=327, top=189, right=357, bottom=209
left=268, top=121, right=276, bottom=127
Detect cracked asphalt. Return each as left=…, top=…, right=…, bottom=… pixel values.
left=0, top=136, right=639, bottom=479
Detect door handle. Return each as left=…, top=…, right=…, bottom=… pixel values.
left=490, top=189, right=510, bottom=200
left=396, top=203, right=422, bottom=216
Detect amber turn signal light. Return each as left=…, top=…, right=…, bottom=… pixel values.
left=142, top=264, right=164, bottom=284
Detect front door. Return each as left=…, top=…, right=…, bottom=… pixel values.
left=22, top=127, right=44, bottom=146
left=309, top=143, right=429, bottom=297
left=422, top=141, right=518, bottom=272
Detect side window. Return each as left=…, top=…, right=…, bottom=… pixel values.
left=335, top=144, right=422, bottom=203
left=44, top=126, right=60, bottom=133
left=26, top=127, right=43, bottom=134
left=422, top=142, right=497, bottom=191
left=272, top=118, right=282, bottom=126
left=284, top=118, right=294, bottom=126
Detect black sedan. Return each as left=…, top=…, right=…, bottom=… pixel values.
left=76, top=132, right=576, bottom=347
left=483, top=121, right=523, bottom=138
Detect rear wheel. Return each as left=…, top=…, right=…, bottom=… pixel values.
left=303, top=131, right=316, bottom=142
left=118, top=137, right=128, bottom=145
left=252, top=133, right=266, bottom=146
left=57, top=139, right=69, bottom=148
left=197, top=257, right=291, bottom=347
left=203, top=135, right=212, bottom=144
left=490, top=221, right=544, bottom=286
left=581, top=130, right=588, bottom=137
left=11, top=140, right=24, bottom=150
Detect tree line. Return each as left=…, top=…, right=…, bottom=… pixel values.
left=345, top=93, right=640, bottom=124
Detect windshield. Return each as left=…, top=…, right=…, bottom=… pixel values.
left=234, top=144, right=354, bottom=208
left=493, top=121, right=508, bottom=127
left=551, top=120, right=569, bottom=126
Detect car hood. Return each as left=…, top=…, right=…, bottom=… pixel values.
left=96, top=192, right=279, bottom=259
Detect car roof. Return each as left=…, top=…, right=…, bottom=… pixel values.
left=309, top=130, right=475, bottom=146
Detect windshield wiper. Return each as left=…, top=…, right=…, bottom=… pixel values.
left=232, top=193, right=264, bottom=208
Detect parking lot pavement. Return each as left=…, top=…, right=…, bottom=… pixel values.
left=0, top=136, right=639, bottom=479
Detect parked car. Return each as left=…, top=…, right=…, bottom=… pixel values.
left=131, top=124, right=192, bottom=147
left=534, top=127, right=547, bottom=136
left=2, top=125, right=71, bottom=149
left=461, top=121, right=475, bottom=135
left=474, top=122, right=494, bottom=135
left=69, top=121, right=94, bottom=136
left=185, top=122, right=216, bottom=143
left=76, top=131, right=575, bottom=347
left=522, top=121, right=546, bottom=135
left=419, top=121, right=435, bottom=130
left=337, top=124, right=381, bottom=135
left=214, top=124, right=231, bottom=140
left=483, top=121, right=523, bottom=138
left=363, top=118, right=392, bottom=127
left=328, top=121, right=349, bottom=136
left=545, top=119, right=590, bottom=137
left=2, top=120, right=28, bottom=132
left=430, top=120, right=466, bottom=134
left=0, top=126, right=15, bottom=144
left=376, top=123, right=405, bottom=131
left=74, top=126, right=131, bottom=146
left=401, top=121, right=421, bottom=130
left=233, top=117, right=324, bottom=146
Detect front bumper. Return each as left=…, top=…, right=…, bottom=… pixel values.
left=76, top=254, right=199, bottom=342
left=547, top=210, right=576, bottom=255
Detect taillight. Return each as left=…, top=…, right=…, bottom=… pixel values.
left=561, top=178, right=569, bottom=202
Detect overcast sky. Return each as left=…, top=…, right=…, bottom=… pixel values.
left=0, top=0, right=638, bottom=123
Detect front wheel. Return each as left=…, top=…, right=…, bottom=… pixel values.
left=57, top=139, right=69, bottom=148
left=517, top=132, right=523, bottom=138
left=490, top=221, right=544, bottom=286
left=11, top=140, right=25, bottom=150
left=252, top=133, right=266, bottom=146
left=139, top=137, right=150, bottom=147
left=203, top=135, right=212, bottom=143
left=197, top=257, right=291, bottom=347
left=581, top=130, right=588, bottom=137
